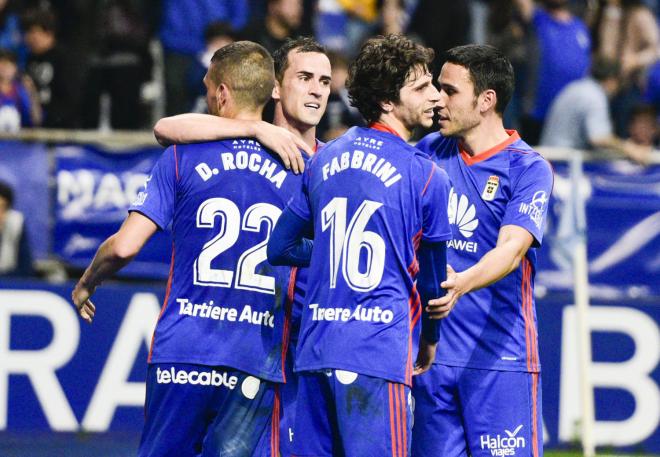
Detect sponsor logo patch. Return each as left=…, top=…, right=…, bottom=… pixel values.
left=482, top=175, right=499, bottom=201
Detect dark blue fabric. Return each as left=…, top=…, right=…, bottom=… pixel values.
left=267, top=206, right=313, bottom=267
left=417, top=240, right=447, bottom=344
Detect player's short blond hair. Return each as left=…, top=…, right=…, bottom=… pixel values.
left=209, top=41, right=275, bottom=111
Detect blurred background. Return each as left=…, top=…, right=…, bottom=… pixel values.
left=0, top=0, right=658, bottom=455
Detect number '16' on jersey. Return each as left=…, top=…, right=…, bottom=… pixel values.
left=288, top=126, right=452, bottom=386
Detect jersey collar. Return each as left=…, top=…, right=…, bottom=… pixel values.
left=369, top=122, right=403, bottom=138
left=459, top=130, right=520, bottom=166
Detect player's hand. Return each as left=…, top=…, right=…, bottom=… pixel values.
left=72, top=281, right=96, bottom=324
left=413, top=337, right=437, bottom=375
left=427, top=265, right=464, bottom=319
left=254, top=121, right=311, bottom=174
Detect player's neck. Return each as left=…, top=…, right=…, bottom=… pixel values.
left=459, top=117, right=510, bottom=157
left=375, top=113, right=411, bottom=141
left=274, top=105, right=318, bottom=152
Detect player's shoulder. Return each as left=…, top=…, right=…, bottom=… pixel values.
left=415, top=132, right=457, bottom=159
left=507, top=137, right=553, bottom=180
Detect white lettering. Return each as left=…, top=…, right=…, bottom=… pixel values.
left=0, top=291, right=79, bottom=431
left=82, top=293, right=160, bottom=431
left=196, top=162, right=214, bottom=181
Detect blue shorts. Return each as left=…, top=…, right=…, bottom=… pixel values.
left=292, top=369, right=411, bottom=457
left=280, top=341, right=298, bottom=456
left=412, top=364, right=543, bottom=457
left=139, top=363, right=279, bottom=457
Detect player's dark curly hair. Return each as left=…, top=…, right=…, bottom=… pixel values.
left=445, top=44, right=514, bottom=115
left=346, top=34, right=434, bottom=125
left=273, top=36, right=327, bottom=82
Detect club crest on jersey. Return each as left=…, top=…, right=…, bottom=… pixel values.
left=481, top=175, right=499, bottom=201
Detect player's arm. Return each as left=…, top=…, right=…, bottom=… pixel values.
left=427, top=225, right=533, bottom=318
left=413, top=240, right=447, bottom=375
left=267, top=207, right=313, bottom=267
left=72, top=212, right=158, bottom=323
left=153, top=113, right=309, bottom=173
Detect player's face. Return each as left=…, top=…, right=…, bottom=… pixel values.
left=203, top=70, right=220, bottom=116
left=391, top=66, right=440, bottom=131
left=437, top=63, right=481, bottom=138
left=276, top=51, right=331, bottom=128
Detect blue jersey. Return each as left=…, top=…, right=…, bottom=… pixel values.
left=416, top=130, right=553, bottom=373
left=288, top=125, right=452, bottom=386
left=129, top=139, right=303, bottom=382
left=531, top=8, right=591, bottom=121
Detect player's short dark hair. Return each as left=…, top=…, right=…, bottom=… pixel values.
left=347, top=34, right=434, bottom=125
left=22, top=8, right=57, bottom=34
left=209, top=41, right=275, bottom=111
left=0, top=181, right=14, bottom=207
left=0, top=49, right=17, bottom=64
left=445, top=44, right=514, bottom=115
left=273, top=36, right=327, bottom=82
left=591, top=56, right=620, bottom=82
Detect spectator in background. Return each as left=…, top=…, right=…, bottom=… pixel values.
left=515, top=0, right=592, bottom=145
left=244, top=0, right=302, bottom=54
left=0, top=181, right=34, bottom=277
left=487, top=0, right=528, bottom=129
left=627, top=103, right=659, bottom=146
left=541, top=57, right=651, bottom=164
left=189, top=21, right=236, bottom=113
left=314, top=0, right=402, bottom=58
left=407, top=0, right=471, bottom=71
left=0, top=0, right=25, bottom=67
left=159, top=0, right=248, bottom=115
left=597, top=0, right=660, bottom=135
left=0, top=49, right=40, bottom=132
left=23, top=8, right=80, bottom=128
left=316, top=50, right=363, bottom=141
left=80, top=0, right=153, bottom=130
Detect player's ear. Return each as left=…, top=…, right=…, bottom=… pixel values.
left=217, top=83, right=230, bottom=112
left=479, top=89, right=497, bottom=113
left=272, top=80, right=281, bottom=101
left=380, top=99, right=394, bottom=113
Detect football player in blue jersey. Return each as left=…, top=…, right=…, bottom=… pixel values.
left=412, top=44, right=553, bottom=457
left=153, top=36, right=332, bottom=172
left=267, top=34, right=453, bottom=457
left=72, top=41, right=304, bottom=457
left=150, top=36, right=331, bottom=456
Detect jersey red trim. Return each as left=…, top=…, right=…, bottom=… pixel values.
left=459, top=130, right=521, bottom=166
left=148, top=247, right=175, bottom=363
left=369, top=122, right=403, bottom=138
left=280, top=267, right=298, bottom=383
left=173, top=144, right=180, bottom=180
left=421, top=166, right=435, bottom=196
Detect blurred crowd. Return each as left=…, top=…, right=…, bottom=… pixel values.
left=0, top=0, right=659, bottom=157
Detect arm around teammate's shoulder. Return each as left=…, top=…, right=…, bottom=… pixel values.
left=153, top=114, right=310, bottom=173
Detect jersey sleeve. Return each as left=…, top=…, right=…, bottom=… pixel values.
left=286, top=163, right=313, bottom=223
left=421, top=163, right=453, bottom=242
left=128, top=146, right=178, bottom=230
left=501, top=158, right=553, bottom=246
